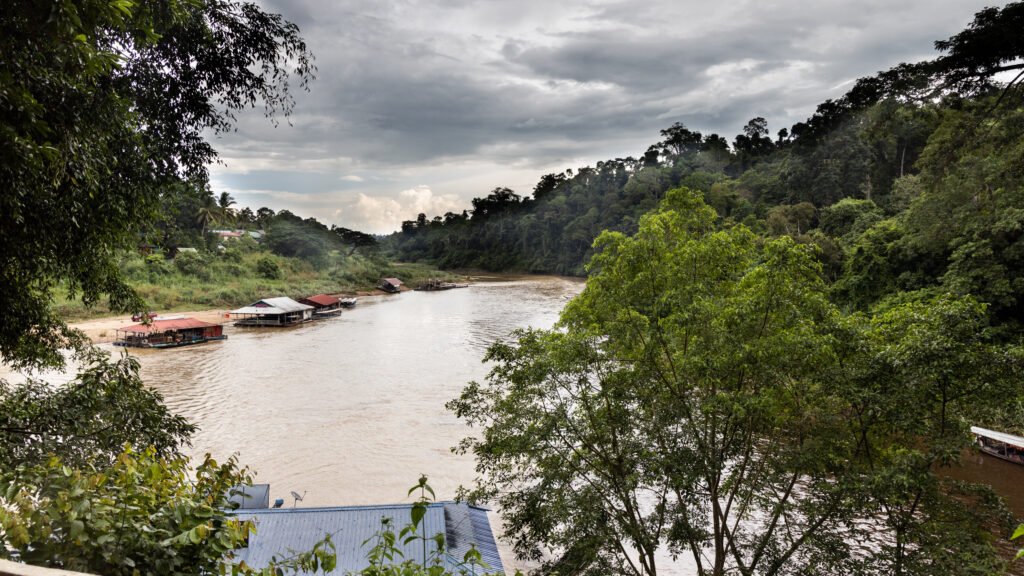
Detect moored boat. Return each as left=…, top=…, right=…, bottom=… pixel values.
left=414, top=279, right=469, bottom=291
left=971, top=426, right=1024, bottom=465
left=114, top=317, right=227, bottom=348
left=377, top=277, right=402, bottom=293
left=299, top=294, right=344, bottom=318
left=231, top=297, right=314, bottom=327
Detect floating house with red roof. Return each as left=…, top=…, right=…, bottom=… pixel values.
left=114, top=317, right=227, bottom=348
left=299, top=293, right=344, bottom=317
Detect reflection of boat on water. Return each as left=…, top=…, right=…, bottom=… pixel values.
left=971, top=426, right=1024, bottom=465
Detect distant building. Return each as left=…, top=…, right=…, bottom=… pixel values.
left=231, top=297, right=314, bottom=326
left=231, top=501, right=504, bottom=574
left=378, top=277, right=402, bottom=293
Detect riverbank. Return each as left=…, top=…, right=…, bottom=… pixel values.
left=66, top=285, right=426, bottom=345
left=55, top=251, right=464, bottom=323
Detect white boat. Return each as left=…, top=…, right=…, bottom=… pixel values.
left=971, top=426, right=1024, bottom=465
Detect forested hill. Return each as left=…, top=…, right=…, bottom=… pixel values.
left=386, top=1, right=1024, bottom=324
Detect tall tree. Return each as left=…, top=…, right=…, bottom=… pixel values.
left=452, top=189, right=854, bottom=575
left=0, top=0, right=315, bottom=369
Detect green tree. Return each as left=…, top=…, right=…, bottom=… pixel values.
left=0, top=349, right=193, bottom=470
left=0, top=0, right=314, bottom=369
left=451, top=189, right=855, bottom=575
left=0, top=448, right=336, bottom=576
left=218, top=191, right=238, bottom=224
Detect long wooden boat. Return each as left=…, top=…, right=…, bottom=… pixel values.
left=971, top=426, right=1024, bottom=465
left=114, top=317, right=227, bottom=348
left=414, top=279, right=469, bottom=291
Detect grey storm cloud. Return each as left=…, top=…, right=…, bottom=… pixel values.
left=208, top=0, right=989, bottom=233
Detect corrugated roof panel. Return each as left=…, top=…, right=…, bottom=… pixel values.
left=301, top=294, right=340, bottom=307
left=231, top=297, right=313, bottom=315
left=230, top=502, right=503, bottom=574
left=117, top=318, right=218, bottom=333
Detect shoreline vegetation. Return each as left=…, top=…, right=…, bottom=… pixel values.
left=56, top=252, right=466, bottom=343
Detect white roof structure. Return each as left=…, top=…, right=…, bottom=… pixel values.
left=231, top=297, right=313, bottom=315
left=971, top=426, right=1024, bottom=448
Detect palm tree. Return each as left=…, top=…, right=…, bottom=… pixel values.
left=218, top=192, right=237, bottom=225
left=196, top=194, right=220, bottom=237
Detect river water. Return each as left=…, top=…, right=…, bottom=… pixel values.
left=132, top=276, right=582, bottom=510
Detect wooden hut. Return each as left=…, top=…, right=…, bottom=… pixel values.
left=299, top=294, right=343, bottom=318
left=231, top=297, right=314, bottom=327
left=378, top=277, right=402, bottom=293
left=114, top=317, right=226, bottom=348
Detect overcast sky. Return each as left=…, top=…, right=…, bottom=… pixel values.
left=207, top=0, right=986, bottom=234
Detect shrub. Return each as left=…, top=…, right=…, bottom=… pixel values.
left=174, top=250, right=207, bottom=277
left=256, top=256, right=282, bottom=280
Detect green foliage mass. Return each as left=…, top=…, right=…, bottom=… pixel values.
left=0, top=0, right=314, bottom=370
left=451, top=189, right=1023, bottom=576
left=0, top=350, right=194, bottom=470
left=0, top=448, right=337, bottom=576
left=386, top=2, right=1024, bottom=338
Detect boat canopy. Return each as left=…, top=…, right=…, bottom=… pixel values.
left=971, top=426, right=1024, bottom=448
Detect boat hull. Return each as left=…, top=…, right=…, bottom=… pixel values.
left=114, top=335, right=227, bottom=349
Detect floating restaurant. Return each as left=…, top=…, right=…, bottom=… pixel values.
left=231, top=297, right=314, bottom=327
left=114, top=317, right=226, bottom=348
left=298, top=293, right=343, bottom=318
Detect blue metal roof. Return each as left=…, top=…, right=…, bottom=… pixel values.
left=230, top=502, right=504, bottom=575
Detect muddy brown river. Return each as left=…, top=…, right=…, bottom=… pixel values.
left=128, top=276, right=584, bottom=510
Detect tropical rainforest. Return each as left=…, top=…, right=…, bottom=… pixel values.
left=388, top=1, right=1024, bottom=331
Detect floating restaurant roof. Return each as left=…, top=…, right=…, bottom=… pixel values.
left=231, top=297, right=313, bottom=315
left=118, top=318, right=219, bottom=333
left=972, top=426, right=1024, bottom=448
left=382, top=277, right=402, bottom=286
left=301, top=294, right=340, bottom=307
left=231, top=502, right=503, bottom=575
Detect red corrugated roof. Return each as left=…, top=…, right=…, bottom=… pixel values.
left=118, top=318, right=219, bottom=333
left=301, top=294, right=339, bottom=307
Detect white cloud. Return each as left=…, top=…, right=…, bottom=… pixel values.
left=336, top=186, right=465, bottom=234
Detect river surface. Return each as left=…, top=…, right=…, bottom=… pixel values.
left=130, top=275, right=582, bottom=510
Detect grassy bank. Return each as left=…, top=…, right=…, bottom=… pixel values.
left=54, top=249, right=464, bottom=322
